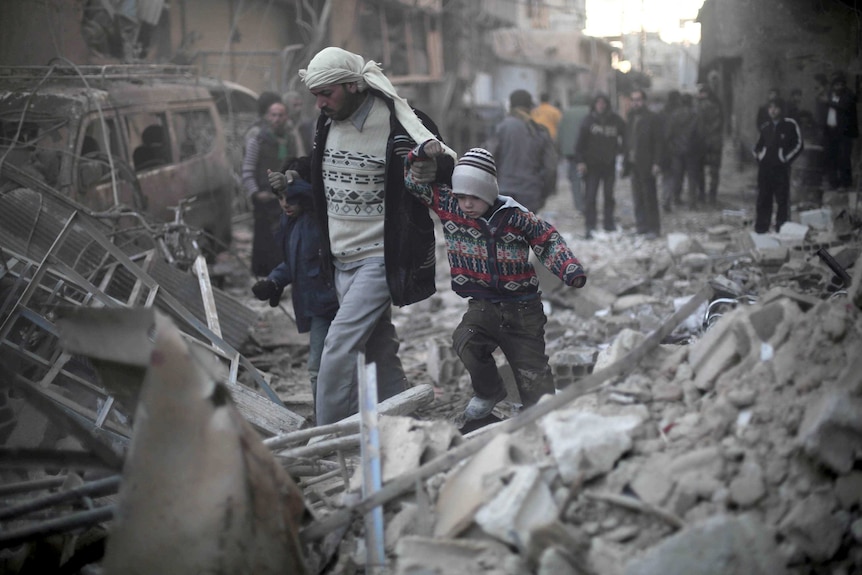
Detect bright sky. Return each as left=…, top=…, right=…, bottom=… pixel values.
left=583, top=0, right=704, bottom=44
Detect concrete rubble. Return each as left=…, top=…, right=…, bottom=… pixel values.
left=281, top=188, right=862, bottom=575
left=2, top=166, right=862, bottom=575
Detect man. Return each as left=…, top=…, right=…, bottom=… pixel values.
left=531, top=93, right=563, bottom=142
left=823, top=71, right=858, bottom=190
left=574, top=93, right=625, bottom=238
left=490, top=89, right=557, bottom=212
left=664, top=93, right=700, bottom=210
left=557, top=94, right=591, bottom=213
left=695, top=83, right=724, bottom=206
left=753, top=97, right=803, bottom=234
left=624, top=89, right=664, bottom=238
left=243, top=99, right=295, bottom=276
left=269, top=47, right=455, bottom=425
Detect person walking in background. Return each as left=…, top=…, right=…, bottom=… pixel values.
left=531, top=92, right=563, bottom=142
left=268, top=47, right=455, bottom=425
left=243, top=98, right=296, bottom=276
left=557, top=94, right=591, bottom=213
left=753, top=97, right=803, bottom=233
left=623, top=89, right=664, bottom=239
left=658, top=90, right=681, bottom=212
left=283, top=90, right=316, bottom=157
left=251, top=162, right=338, bottom=415
left=695, top=83, right=724, bottom=206
left=664, top=93, right=700, bottom=211
left=823, top=71, right=858, bottom=190
left=405, top=141, right=587, bottom=422
left=787, top=87, right=817, bottom=142
left=574, top=93, right=625, bottom=239
left=490, top=89, right=557, bottom=212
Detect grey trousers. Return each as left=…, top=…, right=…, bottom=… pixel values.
left=315, top=258, right=407, bottom=425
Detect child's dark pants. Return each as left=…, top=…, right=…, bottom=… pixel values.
left=453, top=297, right=556, bottom=407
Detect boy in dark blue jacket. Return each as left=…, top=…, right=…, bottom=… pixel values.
left=252, top=168, right=338, bottom=402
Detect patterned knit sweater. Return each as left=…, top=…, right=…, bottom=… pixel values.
left=405, top=149, right=587, bottom=301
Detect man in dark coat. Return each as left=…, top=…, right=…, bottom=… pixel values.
left=624, top=89, right=664, bottom=238
left=574, top=93, right=626, bottom=238
left=490, top=89, right=557, bottom=212
left=823, top=71, right=859, bottom=190
left=269, top=47, right=455, bottom=425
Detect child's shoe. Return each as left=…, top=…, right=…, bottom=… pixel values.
left=464, top=388, right=508, bottom=421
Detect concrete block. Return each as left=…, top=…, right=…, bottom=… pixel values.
left=629, top=454, right=675, bottom=506
left=666, top=233, right=703, bottom=257
left=688, top=308, right=747, bottom=392
left=623, top=515, right=787, bottom=575
left=594, top=328, right=645, bottom=372
left=474, top=465, right=559, bottom=548
left=425, top=337, right=465, bottom=386
left=777, top=221, right=809, bottom=244
left=779, top=492, right=848, bottom=562
left=798, top=207, right=833, bottom=231
left=394, top=535, right=525, bottom=575
left=797, top=390, right=862, bottom=474
left=541, top=409, right=644, bottom=482
left=747, top=231, right=780, bottom=250
left=434, top=433, right=529, bottom=538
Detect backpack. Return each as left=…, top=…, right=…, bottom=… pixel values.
left=530, top=120, right=558, bottom=202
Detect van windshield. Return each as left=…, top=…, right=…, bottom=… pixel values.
left=0, top=94, right=75, bottom=188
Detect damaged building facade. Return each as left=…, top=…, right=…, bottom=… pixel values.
left=697, top=0, right=862, bottom=166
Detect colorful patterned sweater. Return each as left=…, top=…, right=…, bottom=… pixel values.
left=405, top=149, right=587, bottom=301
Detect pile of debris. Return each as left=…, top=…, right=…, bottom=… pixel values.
left=1, top=173, right=862, bottom=574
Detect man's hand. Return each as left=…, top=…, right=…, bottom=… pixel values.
left=252, top=279, right=278, bottom=301
left=420, top=139, right=445, bottom=158
left=577, top=163, right=587, bottom=176
left=411, top=140, right=443, bottom=184
left=411, top=159, right=437, bottom=183
left=268, top=169, right=300, bottom=192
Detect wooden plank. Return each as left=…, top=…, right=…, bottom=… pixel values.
left=227, top=379, right=306, bottom=436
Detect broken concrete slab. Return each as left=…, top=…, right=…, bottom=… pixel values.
left=350, top=416, right=462, bottom=490
left=779, top=492, right=848, bottom=562
left=798, top=207, right=833, bottom=231
left=474, top=465, right=559, bottom=549
left=394, top=535, right=527, bottom=575
left=797, top=390, right=862, bottom=475
left=623, top=514, right=787, bottom=575
left=541, top=409, right=644, bottom=482
left=433, top=433, right=530, bottom=538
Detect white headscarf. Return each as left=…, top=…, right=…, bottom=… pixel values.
left=300, top=47, right=457, bottom=160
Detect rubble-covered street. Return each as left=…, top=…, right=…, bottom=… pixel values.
left=208, top=155, right=862, bottom=574
left=0, top=142, right=861, bottom=574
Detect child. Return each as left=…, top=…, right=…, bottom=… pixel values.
left=753, top=97, right=803, bottom=233
left=405, top=141, right=587, bottom=421
left=251, top=167, right=338, bottom=404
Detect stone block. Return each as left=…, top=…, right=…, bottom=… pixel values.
left=779, top=492, right=848, bottom=562
left=474, top=465, right=559, bottom=548
left=798, top=207, right=833, bottom=231
left=797, top=390, right=862, bottom=474
left=623, top=514, right=787, bottom=575
left=541, top=409, right=644, bottom=482
left=394, top=535, right=525, bottom=575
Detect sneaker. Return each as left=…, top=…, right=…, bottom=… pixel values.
left=464, top=388, right=508, bottom=421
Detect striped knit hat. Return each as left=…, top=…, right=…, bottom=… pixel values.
left=452, top=148, right=498, bottom=205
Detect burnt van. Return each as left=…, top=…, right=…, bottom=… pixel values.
left=0, top=64, right=234, bottom=251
